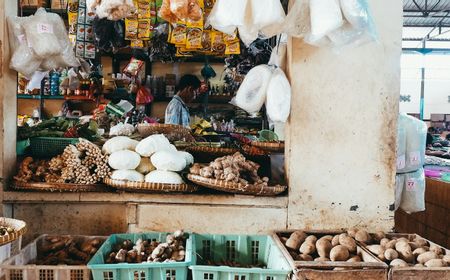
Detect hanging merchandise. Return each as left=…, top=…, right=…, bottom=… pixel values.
left=93, top=17, right=126, bottom=52
left=232, top=65, right=272, bottom=116
left=68, top=0, right=80, bottom=44
left=159, top=0, right=202, bottom=23
left=400, top=168, right=426, bottom=213
left=205, top=0, right=247, bottom=35
left=136, top=85, right=154, bottom=105
left=88, top=0, right=136, bottom=21
left=281, top=0, right=310, bottom=39
left=305, top=0, right=343, bottom=45
left=265, top=68, right=291, bottom=125
left=397, top=113, right=427, bottom=174
left=76, top=0, right=97, bottom=59
left=397, top=114, right=407, bottom=171
left=252, top=0, right=286, bottom=39
left=149, top=23, right=176, bottom=62
left=394, top=174, right=404, bottom=211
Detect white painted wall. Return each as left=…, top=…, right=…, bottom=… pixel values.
left=400, top=53, right=450, bottom=119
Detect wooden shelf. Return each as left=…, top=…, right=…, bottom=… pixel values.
left=17, top=94, right=64, bottom=100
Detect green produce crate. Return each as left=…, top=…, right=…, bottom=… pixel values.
left=16, top=139, right=30, bottom=156
left=88, top=232, right=193, bottom=280
left=30, top=137, right=79, bottom=158
left=190, top=234, right=291, bottom=280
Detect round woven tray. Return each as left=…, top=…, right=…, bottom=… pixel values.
left=13, top=181, right=109, bottom=192
left=186, top=146, right=239, bottom=156
left=104, top=178, right=198, bottom=193
left=251, top=141, right=285, bottom=153
left=0, top=217, right=27, bottom=246
left=187, top=174, right=287, bottom=196
left=137, top=123, right=191, bottom=137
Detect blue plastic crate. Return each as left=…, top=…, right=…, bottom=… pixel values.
left=88, top=232, right=193, bottom=280
left=190, top=234, right=291, bottom=280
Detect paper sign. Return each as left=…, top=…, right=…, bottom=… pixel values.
left=37, top=23, right=53, bottom=34
left=406, top=179, right=416, bottom=191
left=397, top=155, right=406, bottom=170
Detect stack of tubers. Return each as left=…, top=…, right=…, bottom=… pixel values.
left=357, top=230, right=450, bottom=268
left=281, top=231, right=363, bottom=263
left=35, top=236, right=104, bottom=265
left=105, top=230, right=187, bottom=264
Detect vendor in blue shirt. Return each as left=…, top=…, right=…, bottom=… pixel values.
left=165, top=75, right=201, bottom=128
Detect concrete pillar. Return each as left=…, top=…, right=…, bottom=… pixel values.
left=286, top=0, right=402, bottom=231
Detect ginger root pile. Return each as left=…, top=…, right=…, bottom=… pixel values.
left=36, top=236, right=104, bottom=265
left=106, top=230, right=187, bottom=264
left=190, top=152, right=270, bottom=187
left=14, top=139, right=111, bottom=184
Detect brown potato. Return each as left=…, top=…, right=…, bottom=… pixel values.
left=331, top=235, right=340, bottom=247
left=415, top=263, right=425, bottom=267
left=372, top=231, right=386, bottom=242
left=299, top=241, right=316, bottom=255
left=417, top=251, right=438, bottom=264
left=424, top=259, right=446, bottom=267
left=413, top=237, right=429, bottom=247
left=355, top=230, right=371, bottom=244
left=314, top=257, right=330, bottom=262
left=319, top=235, right=333, bottom=242
left=429, top=244, right=444, bottom=256
left=286, top=231, right=307, bottom=250
left=443, top=254, right=450, bottom=265
left=347, top=255, right=362, bottom=262
left=385, top=239, right=397, bottom=249
left=412, top=247, right=427, bottom=257
left=384, top=248, right=399, bottom=261
left=347, top=228, right=358, bottom=238
left=330, top=245, right=350, bottom=261
left=366, top=245, right=384, bottom=256
left=316, top=239, right=332, bottom=258
left=338, top=234, right=357, bottom=253
left=380, top=238, right=390, bottom=247
left=390, top=258, right=408, bottom=267
left=305, top=235, right=318, bottom=244
left=298, top=254, right=313, bottom=261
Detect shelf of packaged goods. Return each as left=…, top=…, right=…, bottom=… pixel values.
left=17, top=94, right=65, bottom=100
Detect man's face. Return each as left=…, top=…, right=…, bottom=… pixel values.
left=185, top=86, right=199, bottom=103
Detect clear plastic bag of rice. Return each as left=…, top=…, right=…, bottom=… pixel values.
left=23, top=8, right=62, bottom=58
left=266, top=68, right=291, bottom=124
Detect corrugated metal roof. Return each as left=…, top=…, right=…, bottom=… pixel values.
left=404, top=0, right=450, bottom=27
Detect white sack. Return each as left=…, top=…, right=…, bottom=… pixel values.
left=400, top=168, right=425, bottom=213
left=266, top=68, right=291, bottom=124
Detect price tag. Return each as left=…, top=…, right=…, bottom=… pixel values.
left=409, top=151, right=420, bottom=165
left=397, top=155, right=406, bottom=170
left=406, top=180, right=416, bottom=191
left=37, top=23, right=53, bottom=34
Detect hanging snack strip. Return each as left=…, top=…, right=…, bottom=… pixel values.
left=167, top=0, right=240, bottom=57
left=68, top=0, right=79, bottom=44
left=75, top=0, right=96, bottom=59
left=126, top=0, right=158, bottom=48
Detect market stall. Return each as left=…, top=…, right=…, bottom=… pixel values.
left=2, top=0, right=444, bottom=279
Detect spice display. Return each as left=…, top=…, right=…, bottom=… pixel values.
left=105, top=230, right=187, bottom=263
left=34, top=236, right=104, bottom=265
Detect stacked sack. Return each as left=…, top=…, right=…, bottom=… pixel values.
left=395, top=113, right=427, bottom=213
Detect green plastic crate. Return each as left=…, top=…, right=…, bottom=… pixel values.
left=88, top=232, right=193, bottom=280
left=30, top=137, right=79, bottom=158
left=190, top=234, right=291, bottom=280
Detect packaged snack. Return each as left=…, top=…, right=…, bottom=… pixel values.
left=225, top=40, right=240, bottom=55
left=211, top=30, right=226, bottom=54
left=186, top=27, right=203, bottom=49
left=170, top=23, right=187, bottom=45
left=123, top=57, right=145, bottom=76
left=201, top=30, right=212, bottom=51
left=125, top=18, right=139, bottom=40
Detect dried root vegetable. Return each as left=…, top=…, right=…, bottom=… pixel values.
left=192, top=152, right=270, bottom=187
left=36, top=236, right=103, bottom=265
left=106, top=230, right=187, bottom=264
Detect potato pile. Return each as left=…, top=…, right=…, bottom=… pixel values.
left=105, top=230, right=186, bottom=264
left=362, top=233, right=450, bottom=268
left=281, top=230, right=364, bottom=262
left=35, top=236, right=104, bottom=265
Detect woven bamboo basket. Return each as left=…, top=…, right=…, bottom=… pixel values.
left=0, top=218, right=27, bottom=247
left=186, top=146, right=239, bottom=156
left=250, top=141, right=285, bottom=153
left=137, top=123, right=192, bottom=137
left=104, top=178, right=198, bottom=193
left=13, top=180, right=109, bottom=192
left=187, top=174, right=287, bottom=196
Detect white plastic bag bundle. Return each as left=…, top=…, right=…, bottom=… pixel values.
left=266, top=68, right=291, bottom=124
left=282, top=0, right=310, bottom=38
left=233, top=65, right=273, bottom=115
left=398, top=114, right=427, bottom=173
left=397, top=114, right=407, bottom=172
left=23, top=8, right=62, bottom=58
left=306, top=0, right=343, bottom=44
left=394, top=174, right=404, bottom=211
left=254, top=0, right=286, bottom=38
left=206, top=0, right=248, bottom=35
left=8, top=16, right=41, bottom=78
left=268, top=38, right=287, bottom=71
left=400, top=168, right=425, bottom=213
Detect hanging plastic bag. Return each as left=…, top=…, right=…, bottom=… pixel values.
left=306, top=0, right=343, bottom=45
left=398, top=113, right=427, bottom=173
left=282, top=0, right=310, bottom=38
left=394, top=174, right=404, bottom=211
left=268, top=35, right=287, bottom=71
left=397, top=114, right=407, bottom=172
left=266, top=68, right=291, bottom=124
left=206, top=0, right=248, bottom=35
left=23, top=8, right=62, bottom=58
left=232, top=65, right=273, bottom=116
left=400, top=168, right=426, bottom=213
left=254, top=0, right=286, bottom=39
left=7, top=16, right=41, bottom=78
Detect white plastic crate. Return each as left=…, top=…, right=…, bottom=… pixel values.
left=0, top=234, right=105, bottom=280
left=0, top=236, right=23, bottom=278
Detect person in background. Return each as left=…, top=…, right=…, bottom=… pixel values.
left=165, top=75, right=201, bottom=127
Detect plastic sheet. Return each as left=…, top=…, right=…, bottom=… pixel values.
left=400, top=168, right=426, bottom=213
left=266, top=68, right=291, bottom=124
left=233, top=65, right=273, bottom=115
